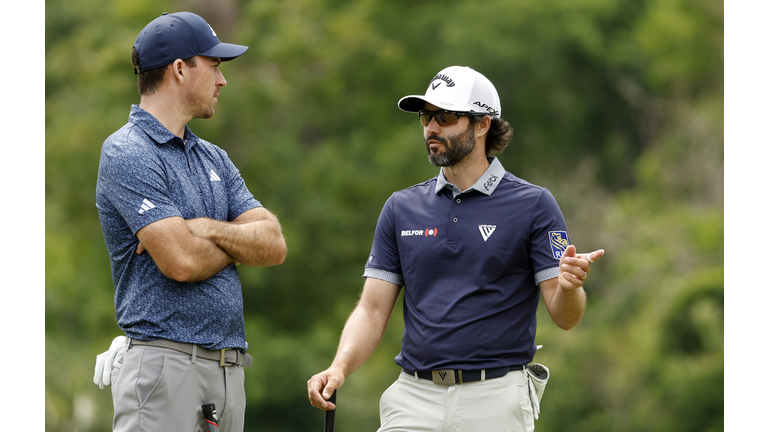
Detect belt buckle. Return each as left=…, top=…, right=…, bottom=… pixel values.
left=220, top=349, right=228, bottom=366
left=431, top=369, right=457, bottom=386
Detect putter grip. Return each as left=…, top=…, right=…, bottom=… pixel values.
left=324, top=390, right=337, bottom=432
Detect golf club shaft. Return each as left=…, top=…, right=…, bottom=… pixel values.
left=324, top=390, right=337, bottom=432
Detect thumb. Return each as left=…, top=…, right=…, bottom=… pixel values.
left=561, top=244, right=576, bottom=263
left=323, top=375, right=345, bottom=400
left=323, top=383, right=336, bottom=399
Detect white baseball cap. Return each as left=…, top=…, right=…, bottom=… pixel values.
left=398, top=66, right=501, bottom=117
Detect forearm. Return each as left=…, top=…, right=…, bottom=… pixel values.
left=546, top=283, right=586, bottom=330
left=329, top=303, right=392, bottom=377
left=171, top=236, right=235, bottom=282
left=188, top=213, right=287, bottom=267
left=136, top=216, right=236, bottom=282
left=307, top=278, right=400, bottom=410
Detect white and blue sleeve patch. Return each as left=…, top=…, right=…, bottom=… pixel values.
left=548, top=231, right=569, bottom=259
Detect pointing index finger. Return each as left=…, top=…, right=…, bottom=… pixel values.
left=583, top=249, right=605, bottom=263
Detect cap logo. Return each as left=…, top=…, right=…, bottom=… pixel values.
left=430, top=73, right=456, bottom=90
left=473, top=101, right=498, bottom=114
left=209, top=25, right=217, bottom=37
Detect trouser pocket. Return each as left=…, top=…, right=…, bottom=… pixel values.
left=136, top=349, right=167, bottom=408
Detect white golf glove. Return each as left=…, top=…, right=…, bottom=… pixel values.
left=93, top=336, right=127, bottom=389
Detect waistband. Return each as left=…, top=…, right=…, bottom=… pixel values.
left=402, top=365, right=525, bottom=386
left=128, top=338, right=253, bottom=367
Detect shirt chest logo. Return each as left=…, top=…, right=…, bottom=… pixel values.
left=209, top=169, right=221, bottom=182
left=401, top=228, right=438, bottom=237
left=479, top=225, right=497, bottom=241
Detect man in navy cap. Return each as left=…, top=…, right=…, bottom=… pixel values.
left=307, top=66, right=605, bottom=431
left=94, top=12, right=287, bottom=432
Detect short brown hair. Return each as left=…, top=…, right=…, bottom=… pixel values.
left=471, top=115, right=514, bottom=155
left=131, top=47, right=197, bottom=95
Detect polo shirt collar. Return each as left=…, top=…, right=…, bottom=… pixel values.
left=129, top=104, right=199, bottom=148
left=435, top=156, right=506, bottom=197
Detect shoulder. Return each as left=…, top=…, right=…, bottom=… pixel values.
left=192, top=137, right=233, bottom=164
left=102, top=121, right=155, bottom=157
left=498, top=172, right=553, bottom=199
left=391, top=177, right=438, bottom=200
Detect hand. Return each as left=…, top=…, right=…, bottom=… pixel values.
left=136, top=242, right=145, bottom=254
left=558, top=245, right=604, bottom=290
left=307, top=369, right=345, bottom=410
left=185, top=217, right=214, bottom=238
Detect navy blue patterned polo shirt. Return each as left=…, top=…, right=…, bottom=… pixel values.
left=364, top=157, right=568, bottom=371
left=96, top=105, right=260, bottom=351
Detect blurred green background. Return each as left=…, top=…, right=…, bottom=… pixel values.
left=45, top=0, right=723, bottom=430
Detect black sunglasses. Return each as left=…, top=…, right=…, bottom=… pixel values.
left=418, top=110, right=489, bottom=127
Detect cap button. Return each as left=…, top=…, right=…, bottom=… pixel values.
left=162, top=12, right=168, bottom=15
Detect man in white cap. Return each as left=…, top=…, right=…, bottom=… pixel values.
left=307, top=66, right=604, bottom=431
left=94, top=11, right=287, bottom=432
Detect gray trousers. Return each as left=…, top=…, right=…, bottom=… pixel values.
left=111, top=343, right=246, bottom=432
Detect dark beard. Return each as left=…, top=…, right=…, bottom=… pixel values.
left=425, top=125, right=476, bottom=167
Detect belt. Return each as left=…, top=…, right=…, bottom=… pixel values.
left=128, top=338, right=253, bottom=367
left=402, top=365, right=525, bottom=386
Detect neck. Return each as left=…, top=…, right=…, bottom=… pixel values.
left=442, top=148, right=491, bottom=192
left=139, top=92, right=190, bottom=138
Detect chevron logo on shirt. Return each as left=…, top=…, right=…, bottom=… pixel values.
left=209, top=169, right=221, bottom=182
left=479, top=225, right=497, bottom=241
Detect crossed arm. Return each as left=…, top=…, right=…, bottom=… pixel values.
left=136, top=207, right=287, bottom=282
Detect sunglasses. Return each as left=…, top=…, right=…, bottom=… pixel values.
left=418, top=110, right=487, bottom=127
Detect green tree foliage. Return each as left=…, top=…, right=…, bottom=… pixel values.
left=45, top=0, right=722, bottom=430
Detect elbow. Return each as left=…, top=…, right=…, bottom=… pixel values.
left=159, top=259, right=199, bottom=283
left=269, top=240, right=288, bottom=266
left=555, top=318, right=581, bottom=331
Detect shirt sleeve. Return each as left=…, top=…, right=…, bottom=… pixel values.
left=217, top=147, right=261, bottom=221
left=99, top=132, right=182, bottom=235
left=529, top=188, right=569, bottom=278
left=363, top=194, right=403, bottom=279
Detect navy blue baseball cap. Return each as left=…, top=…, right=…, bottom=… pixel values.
left=133, top=12, right=249, bottom=74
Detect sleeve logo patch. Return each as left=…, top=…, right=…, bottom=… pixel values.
left=549, top=231, right=569, bottom=259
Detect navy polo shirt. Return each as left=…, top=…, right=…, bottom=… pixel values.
left=96, top=105, right=261, bottom=351
left=364, top=157, right=568, bottom=371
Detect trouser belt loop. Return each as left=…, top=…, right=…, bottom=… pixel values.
left=191, top=344, right=198, bottom=364
left=481, top=369, right=486, bottom=381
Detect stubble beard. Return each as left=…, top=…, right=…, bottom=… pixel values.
left=186, top=87, right=216, bottom=120
left=425, top=125, right=476, bottom=167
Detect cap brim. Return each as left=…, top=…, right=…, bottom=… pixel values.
left=200, top=42, right=249, bottom=61
left=398, top=95, right=474, bottom=113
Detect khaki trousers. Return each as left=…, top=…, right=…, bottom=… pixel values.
left=110, top=344, right=246, bottom=432
left=378, top=370, right=535, bottom=432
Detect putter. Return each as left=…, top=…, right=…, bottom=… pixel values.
left=324, top=390, right=337, bottom=432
